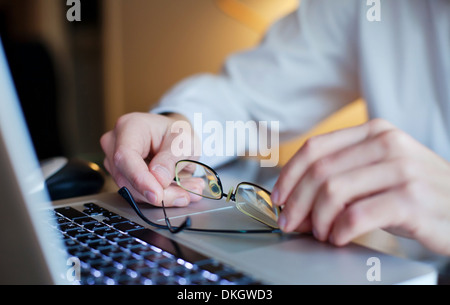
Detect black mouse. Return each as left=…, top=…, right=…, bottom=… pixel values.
left=41, top=157, right=105, bottom=200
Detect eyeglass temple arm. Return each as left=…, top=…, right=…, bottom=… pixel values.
left=118, top=187, right=190, bottom=234
left=161, top=200, right=191, bottom=233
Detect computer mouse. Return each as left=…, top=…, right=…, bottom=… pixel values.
left=41, top=157, right=105, bottom=200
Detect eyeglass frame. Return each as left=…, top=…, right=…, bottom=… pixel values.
left=118, top=160, right=282, bottom=234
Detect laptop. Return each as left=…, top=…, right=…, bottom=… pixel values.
left=0, top=37, right=437, bottom=285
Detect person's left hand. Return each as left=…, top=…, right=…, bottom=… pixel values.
left=271, top=119, right=450, bottom=256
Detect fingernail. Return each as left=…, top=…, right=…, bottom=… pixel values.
left=278, top=213, right=287, bottom=231
left=329, top=233, right=335, bottom=245
left=271, top=188, right=280, bottom=205
left=312, top=228, right=319, bottom=240
left=173, top=197, right=188, bottom=207
left=144, top=190, right=157, bottom=204
left=152, top=165, right=171, bottom=184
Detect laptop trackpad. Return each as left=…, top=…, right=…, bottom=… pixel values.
left=136, top=197, right=287, bottom=252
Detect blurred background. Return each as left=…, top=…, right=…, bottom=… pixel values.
left=0, top=0, right=301, bottom=165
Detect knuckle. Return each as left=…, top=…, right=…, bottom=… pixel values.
left=367, top=118, right=392, bottom=134
left=157, top=149, right=174, bottom=161
left=394, top=157, right=416, bottom=181
left=321, top=178, right=340, bottom=204
left=400, top=180, right=423, bottom=202
left=391, top=200, right=411, bottom=227
left=344, top=206, right=362, bottom=231
left=377, top=129, right=406, bottom=154
left=113, top=147, right=126, bottom=168
left=114, top=112, right=139, bottom=130
left=114, top=114, right=130, bottom=130
left=276, top=171, right=295, bottom=193
left=302, top=136, right=321, bottom=161
left=310, top=158, right=329, bottom=181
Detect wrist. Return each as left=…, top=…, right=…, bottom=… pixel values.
left=162, top=112, right=190, bottom=123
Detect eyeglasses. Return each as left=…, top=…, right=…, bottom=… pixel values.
left=118, top=159, right=281, bottom=234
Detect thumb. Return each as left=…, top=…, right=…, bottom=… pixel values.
left=149, top=150, right=179, bottom=188
left=149, top=118, right=199, bottom=187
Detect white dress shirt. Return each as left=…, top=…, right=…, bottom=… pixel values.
left=153, top=0, right=450, bottom=168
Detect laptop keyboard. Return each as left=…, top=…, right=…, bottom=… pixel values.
left=48, top=203, right=261, bottom=285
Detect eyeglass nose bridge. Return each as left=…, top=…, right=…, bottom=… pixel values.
left=225, top=186, right=235, bottom=202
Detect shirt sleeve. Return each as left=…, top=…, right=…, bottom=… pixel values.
left=152, top=0, right=361, bottom=167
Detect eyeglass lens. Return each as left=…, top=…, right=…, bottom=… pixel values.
left=175, top=160, right=222, bottom=199
left=235, top=183, right=279, bottom=229
left=175, top=160, right=280, bottom=229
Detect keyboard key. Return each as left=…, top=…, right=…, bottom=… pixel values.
left=89, top=260, right=116, bottom=271
left=77, top=252, right=103, bottom=264
left=73, top=216, right=97, bottom=226
left=159, top=259, right=182, bottom=272
left=92, top=226, right=116, bottom=237
left=105, top=232, right=131, bottom=243
left=88, top=239, right=112, bottom=250
left=83, top=203, right=99, bottom=209
left=129, top=229, right=207, bottom=263
left=117, top=239, right=143, bottom=249
left=77, top=234, right=102, bottom=245
left=103, top=216, right=128, bottom=226
left=113, top=222, right=144, bottom=233
left=110, top=252, right=131, bottom=263
left=84, top=221, right=108, bottom=232
left=64, top=238, right=79, bottom=248
left=142, top=252, right=164, bottom=263
left=66, top=244, right=87, bottom=256
left=55, top=206, right=86, bottom=220
left=55, top=217, right=71, bottom=226
left=83, top=203, right=105, bottom=216
left=66, top=228, right=90, bottom=237
left=99, top=246, right=121, bottom=256
left=59, top=222, right=80, bottom=233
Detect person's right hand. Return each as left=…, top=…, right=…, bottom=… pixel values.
left=100, top=112, right=201, bottom=207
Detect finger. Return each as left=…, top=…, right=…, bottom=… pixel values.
left=102, top=130, right=163, bottom=205
left=149, top=120, right=198, bottom=188
left=329, top=188, right=409, bottom=246
left=100, top=130, right=116, bottom=175
left=102, top=131, right=143, bottom=200
left=162, top=178, right=205, bottom=207
left=311, top=158, right=413, bottom=241
left=278, top=127, right=399, bottom=233
left=148, top=149, right=179, bottom=189
left=111, top=114, right=171, bottom=201
left=112, top=169, right=149, bottom=203
left=294, top=214, right=313, bottom=234
left=176, top=177, right=206, bottom=196
left=100, top=130, right=114, bottom=157
left=113, top=143, right=164, bottom=205
left=161, top=185, right=196, bottom=207
left=272, top=119, right=394, bottom=206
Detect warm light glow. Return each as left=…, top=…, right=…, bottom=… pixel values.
left=87, top=162, right=101, bottom=172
